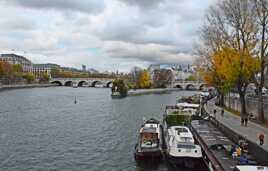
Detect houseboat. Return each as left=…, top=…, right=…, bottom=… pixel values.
left=134, top=118, right=163, bottom=162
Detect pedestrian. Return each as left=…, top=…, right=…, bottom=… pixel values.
left=244, top=115, right=248, bottom=127
left=259, top=133, right=264, bottom=146
left=221, top=109, right=224, bottom=117
left=241, top=117, right=244, bottom=126
left=213, top=109, right=217, bottom=118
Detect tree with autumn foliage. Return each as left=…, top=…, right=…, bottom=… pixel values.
left=203, top=47, right=260, bottom=115
left=197, top=0, right=266, bottom=120
left=137, top=70, right=151, bottom=89
left=23, top=73, right=35, bottom=83
left=0, top=61, right=14, bottom=83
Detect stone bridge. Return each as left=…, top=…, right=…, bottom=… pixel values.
left=50, top=78, right=208, bottom=90
left=171, top=81, right=208, bottom=90
left=50, top=78, right=114, bottom=88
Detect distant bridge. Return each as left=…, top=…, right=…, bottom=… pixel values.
left=171, top=81, right=208, bottom=90
left=50, top=78, right=208, bottom=90
left=50, top=78, right=114, bottom=87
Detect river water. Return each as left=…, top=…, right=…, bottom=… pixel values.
left=0, top=87, right=200, bottom=171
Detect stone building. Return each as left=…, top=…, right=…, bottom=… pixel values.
left=0, top=53, right=32, bottom=72
left=32, top=63, right=60, bottom=78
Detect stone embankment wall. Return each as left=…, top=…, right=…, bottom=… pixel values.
left=0, top=83, right=56, bottom=91
left=224, top=95, right=268, bottom=120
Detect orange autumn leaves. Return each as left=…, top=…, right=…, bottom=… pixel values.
left=137, top=70, right=151, bottom=89
left=203, top=46, right=260, bottom=94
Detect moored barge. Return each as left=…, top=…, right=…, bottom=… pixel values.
left=191, top=119, right=259, bottom=171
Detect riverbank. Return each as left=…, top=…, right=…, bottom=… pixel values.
left=0, top=83, right=56, bottom=91
left=128, top=88, right=182, bottom=96
left=205, top=97, right=268, bottom=164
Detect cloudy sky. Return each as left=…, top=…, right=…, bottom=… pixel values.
left=0, top=0, right=214, bottom=72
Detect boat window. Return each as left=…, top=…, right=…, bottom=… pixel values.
left=180, top=137, right=192, bottom=142
left=175, top=128, right=188, bottom=134
left=177, top=144, right=196, bottom=149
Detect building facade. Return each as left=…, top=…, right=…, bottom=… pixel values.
left=0, top=53, right=61, bottom=78
left=32, top=63, right=60, bottom=78
left=0, top=53, right=32, bottom=72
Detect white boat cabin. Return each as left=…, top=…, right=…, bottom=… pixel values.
left=139, top=123, right=160, bottom=148
left=167, top=126, right=202, bottom=158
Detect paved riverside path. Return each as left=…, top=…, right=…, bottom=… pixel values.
left=205, top=98, right=268, bottom=153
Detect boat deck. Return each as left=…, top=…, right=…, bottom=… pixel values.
left=191, top=120, right=258, bottom=171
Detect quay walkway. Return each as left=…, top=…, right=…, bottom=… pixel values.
left=205, top=98, right=268, bottom=164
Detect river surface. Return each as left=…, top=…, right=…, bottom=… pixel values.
left=0, top=87, right=201, bottom=171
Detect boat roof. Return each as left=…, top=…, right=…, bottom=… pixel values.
left=176, top=103, right=199, bottom=108
left=191, top=120, right=233, bottom=147
left=141, top=127, right=157, bottom=133
left=145, top=118, right=160, bottom=124
left=169, top=126, right=191, bottom=134
left=191, top=120, right=259, bottom=171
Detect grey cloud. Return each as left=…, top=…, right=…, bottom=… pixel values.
left=0, top=0, right=212, bottom=71
left=2, top=0, right=105, bottom=14
left=0, top=18, right=36, bottom=31
left=118, top=0, right=164, bottom=9
left=104, top=42, right=195, bottom=64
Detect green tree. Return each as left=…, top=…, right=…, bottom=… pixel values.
left=185, top=75, right=197, bottom=81
left=12, top=64, right=23, bottom=73
left=39, top=72, right=50, bottom=82
left=23, top=73, right=35, bottom=83
left=12, top=64, right=23, bottom=78
left=112, top=79, right=128, bottom=97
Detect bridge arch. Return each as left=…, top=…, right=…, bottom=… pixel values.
left=64, top=81, right=73, bottom=86
left=78, top=81, right=86, bottom=87
left=174, top=84, right=182, bottom=89
left=91, top=80, right=103, bottom=87
left=199, top=84, right=207, bottom=91
left=51, top=81, right=62, bottom=86
left=186, top=84, right=195, bottom=90
left=106, top=81, right=113, bottom=88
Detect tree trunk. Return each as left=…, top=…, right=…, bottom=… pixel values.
left=257, top=85, right=265, bottom=122
left=239, top=92, right=246, bottom=118
left=220, top=93, right=224, bottom=107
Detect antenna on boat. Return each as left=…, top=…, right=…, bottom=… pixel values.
left=143, top=117, right=146, bottom=123
left=74, top=96, right=77, bottom=104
